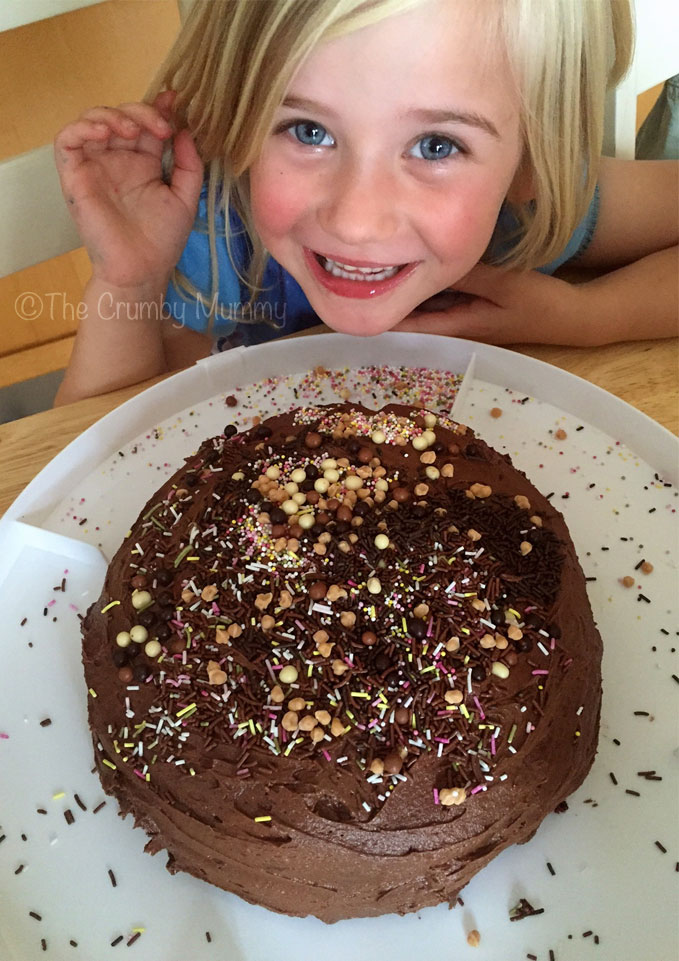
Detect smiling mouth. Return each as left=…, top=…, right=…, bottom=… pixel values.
left=315, top=253, right=407, bottom=282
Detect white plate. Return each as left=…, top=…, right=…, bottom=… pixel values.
left=0, top=334, right=677, bottom=961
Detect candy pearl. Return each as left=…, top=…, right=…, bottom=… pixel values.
left=314, top=478, right=330, bottom=494
left=290, top=468, right=307, bottom=484
left=423, top=412, right=437, bottom=428
left=231, top=471, right=245, bottom=480
left=292, top=491, right=306, bottom=505
left=144, top=640, right=161, bottom=658
left=412, top=435, right=428, bottom=451
left=422, top=429, right=436, bottom=446
left=131, top=589, right=153, bottom=610
left=115, top=631, right=132, bottom=648
left=320, top=458, right=337, bottom=470
left=370, top=429, right=386, bottom=444
left=383, top=752, right=403, bottom=774
left=298, top=512, right=316, bottom=530
left=374, top=534, right=390, bottom=550
left=491, top=662, right=510, bottom=679
left=265, top=465, right=280, bottom=480
left=324, top=468, right=340, bottom=483
left=366, top=577, right=382, bottom=594
left=279, top=665, right=299, bottom=684
left=282, top=499, right=298, bottom=515
left=284, top=481, right=299, bottom=495
left=344, top=474, right=363, bottom=491
left=129, top=625, right=148, bottom=644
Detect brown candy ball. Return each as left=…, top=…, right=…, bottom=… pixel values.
left=392, top=487, right=410, bottom=503
left=361, top=631, right=378, bottom=647
left=394, top=707, right=410, bottom=726
left=305, top=432, right=322, bottom=449
left=383, top=752, right=403, bottom=775
left=309, top=581, right=327, bottom=601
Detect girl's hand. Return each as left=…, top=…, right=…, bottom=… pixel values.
left=396, top=264, right=587, bottom=346
left=54, top=91, right=204, bottom=290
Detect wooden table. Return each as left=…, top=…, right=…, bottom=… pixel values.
left=0, top=334, right=677, bottom=518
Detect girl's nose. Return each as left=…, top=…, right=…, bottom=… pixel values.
left=317, top=161, right=399, bottom=247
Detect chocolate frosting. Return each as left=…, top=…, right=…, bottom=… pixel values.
left=82, top=403, right=601, bottom=922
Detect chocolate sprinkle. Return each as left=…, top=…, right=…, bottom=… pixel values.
left=39, top=718, right=52, bottom=728
left=510, top=898, right=545, bottom=921
left=64, top=809, right=75, bottom=825
left=108, top=868, right=117, bottom=888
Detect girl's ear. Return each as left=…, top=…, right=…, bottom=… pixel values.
left=506, top=150, right=535, bottom=205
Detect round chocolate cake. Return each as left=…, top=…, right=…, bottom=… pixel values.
left=82, top=402, right=602, bottom=922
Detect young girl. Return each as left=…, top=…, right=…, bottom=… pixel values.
left=53, top=0, right=678, bottom=405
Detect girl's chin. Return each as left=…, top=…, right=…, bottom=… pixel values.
left=318, top=311, right=403, bottom=338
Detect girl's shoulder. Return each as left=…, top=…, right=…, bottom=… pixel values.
left=488, top=187, right=601, bottom=275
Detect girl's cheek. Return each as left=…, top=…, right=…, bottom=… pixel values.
left=250, top=165, right=308, bottom=238
left=428, top=192, right=500, bottom=264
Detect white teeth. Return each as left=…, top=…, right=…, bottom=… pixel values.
left=320, top=256, right=401, bottom=282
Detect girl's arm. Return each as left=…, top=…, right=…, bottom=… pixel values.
left=397, top=158, right=678, bottom=346
left=54, top=275, right=169, bottom=406
left=52, top=92, right=204, bottom=405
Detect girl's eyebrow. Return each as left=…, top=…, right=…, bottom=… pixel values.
left=405, top=108, right=501, bottom=140
left=280, top=96, right=500, bottom=140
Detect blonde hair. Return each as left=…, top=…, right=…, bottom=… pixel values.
left=146, top=0, right=634, bottom=329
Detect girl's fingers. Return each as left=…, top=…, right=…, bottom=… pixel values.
left=75, top=104, right=172, bottom=145
left=54, top=118, right=115, bottom=172
left=168, top=127, right=204, bottom=213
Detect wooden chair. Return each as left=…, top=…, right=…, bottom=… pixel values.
left=0, top=1, right=184, bottom=421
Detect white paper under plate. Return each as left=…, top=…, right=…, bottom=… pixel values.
left=0, top=334, right=677, bottom=961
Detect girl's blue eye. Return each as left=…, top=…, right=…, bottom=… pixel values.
left=290, top=121, right=334, bottom=147
left=411, top=134, right=458, bottom=161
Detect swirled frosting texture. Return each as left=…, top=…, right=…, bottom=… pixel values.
left=82, top=403, right=601, bottom=922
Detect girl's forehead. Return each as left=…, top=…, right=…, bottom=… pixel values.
left=288, top=0, right=519, bottom=125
